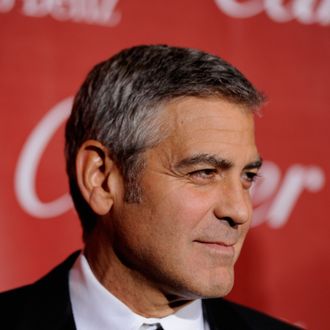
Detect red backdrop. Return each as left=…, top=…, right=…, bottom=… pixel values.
left=1, top=1, right=329, bottom=329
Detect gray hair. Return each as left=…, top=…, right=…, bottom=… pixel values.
left=65, top=45, right=265, bottom=236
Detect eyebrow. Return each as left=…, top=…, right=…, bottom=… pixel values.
left=174, top=154, right=233, bottom=171
left=243, top=158, right=263, bottom=171
left=174, top=153, right=263, bottom=171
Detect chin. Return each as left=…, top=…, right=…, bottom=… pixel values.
left=184, top=267, right=235, bottom=299
left=213, top=280, right=234, bottom=298
left=201, top=280, right=234, bottom=298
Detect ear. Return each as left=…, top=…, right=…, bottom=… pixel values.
left=75, top=140, right=120, bottom=215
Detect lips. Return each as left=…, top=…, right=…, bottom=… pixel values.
left=194, top=240, right=236, bottom=255
left=194, top=239, right=236, bottom=247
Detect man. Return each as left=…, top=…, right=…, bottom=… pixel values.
left=0, top=45, right=299, bottom=329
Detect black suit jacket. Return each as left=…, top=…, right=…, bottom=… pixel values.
left=0, top=252, right=299, bottom=329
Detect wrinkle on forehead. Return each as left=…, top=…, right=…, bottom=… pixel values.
left=164, top=97, right=255, bottom=145
left=168, top=96, right=252, bottom=127
left=152, top=97, right=258, bottom=169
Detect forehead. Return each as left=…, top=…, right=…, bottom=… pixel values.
left=147, top=97, right=259, bottom=169
left=158, top=96, right=257, bottom=155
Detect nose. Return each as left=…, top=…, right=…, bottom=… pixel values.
left=214, top=179, right=252, bottom=227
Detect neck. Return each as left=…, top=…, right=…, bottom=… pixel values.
left=84, top=226, right=192, bottom=318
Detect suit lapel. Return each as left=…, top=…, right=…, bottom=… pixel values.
left=203, top=298, right=252, bottom=330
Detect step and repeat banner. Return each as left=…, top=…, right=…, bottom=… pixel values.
left=1, top=1, right=329, bottom=329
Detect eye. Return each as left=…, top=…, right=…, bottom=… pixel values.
left=245, top=172, right=259, bottom=182
left=242, top=171, right=260, bottom=188
left=188, top=168, right=217, bottom=180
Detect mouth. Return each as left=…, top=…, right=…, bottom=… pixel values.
left=194, top=240, right=235, bottom=257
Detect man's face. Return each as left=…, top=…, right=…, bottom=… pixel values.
left=110, top=97, right=261, bottom=300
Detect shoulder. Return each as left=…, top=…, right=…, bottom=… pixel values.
left=0, top=284, right=34, bottom=322
left=0, top=251, right=80, bottom=330
left=203, top=298, right=301, bottom=330
left=0, top=283, right=46, bottom=330
left=226, top=300, right=300, bottom=329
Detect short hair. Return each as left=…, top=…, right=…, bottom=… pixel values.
left=65, top=45, right=264, bottom=237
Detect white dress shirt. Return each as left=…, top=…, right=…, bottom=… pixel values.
left=69, top=254, right=209, bottom=330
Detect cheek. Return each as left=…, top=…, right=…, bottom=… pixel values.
left=151, top=184, right=214, bottom=234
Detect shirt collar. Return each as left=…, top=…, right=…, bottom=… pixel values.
left=69, top=253, right=205, bottom=330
